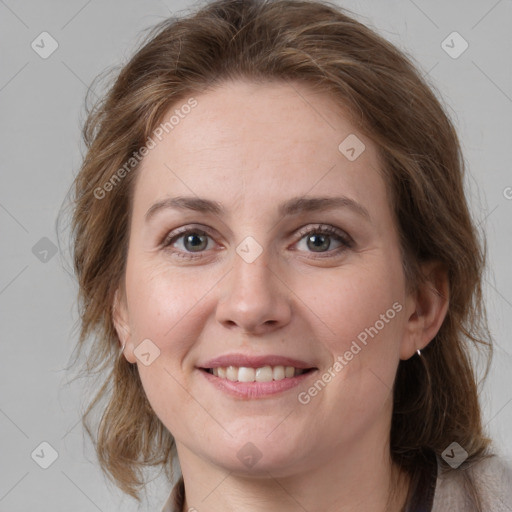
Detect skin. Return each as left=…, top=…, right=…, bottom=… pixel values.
left=113, top=79, right=449, bottom=512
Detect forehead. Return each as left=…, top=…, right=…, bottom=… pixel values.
left=132, top=79, right=387, bottom=220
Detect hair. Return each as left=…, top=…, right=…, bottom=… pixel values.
left=64, top=0, right=494, bottom=508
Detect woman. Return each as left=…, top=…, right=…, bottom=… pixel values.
left=68, top=0, right=512, bottom=510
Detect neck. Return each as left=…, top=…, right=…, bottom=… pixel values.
left=176, top=437, right=410, bottom=512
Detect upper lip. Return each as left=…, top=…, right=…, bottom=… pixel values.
left=199, top=353, right=316, bottom=369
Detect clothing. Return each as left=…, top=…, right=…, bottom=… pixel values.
left=160, top=454, right=512, bottom=512
left=432, top=455, right=512, bottom=511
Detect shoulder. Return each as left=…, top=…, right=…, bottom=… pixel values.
left=432, top=454, right=512, bottom=511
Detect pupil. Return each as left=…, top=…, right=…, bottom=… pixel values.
left=308, top=234, right=329, bottom=252
left=185, top=233, right=207, bottom=251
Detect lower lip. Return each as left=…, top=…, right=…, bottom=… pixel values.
left=199, top=369, right=316, bottom=399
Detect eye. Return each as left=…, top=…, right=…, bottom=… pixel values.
left=293, top=224, right=353, bottom=257
left=161, top=226, right=217, bottom=260
left=161, top=223, right=353, bottom=260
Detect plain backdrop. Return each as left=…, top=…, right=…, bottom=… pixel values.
left=1, top=0, right=511, bottom=510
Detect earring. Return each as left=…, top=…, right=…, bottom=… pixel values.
left=416, top=348, right=422, bottom=357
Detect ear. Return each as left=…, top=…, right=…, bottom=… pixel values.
left=399, top=261, right=450, bottom=360
left=113, top=288, right=137, bottom=364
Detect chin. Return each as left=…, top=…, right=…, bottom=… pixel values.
left=199, top=434, right=311, bottom=476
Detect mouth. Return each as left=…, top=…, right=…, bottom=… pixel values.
left=200, top=365, right=315, bottom=382
left=197, top=354, right=318, bottom=399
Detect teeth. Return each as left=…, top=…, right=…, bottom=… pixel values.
left=273, top=365, right=285, bottom=380
left=238, top=367, right=255, bottom=383
left=208, top=365, right=307, bottom=382
left=255, top=366, right=273, bottom=382
left=226, top=366, right=238, bottom=381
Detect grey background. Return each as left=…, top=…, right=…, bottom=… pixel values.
left=1, top=0, right=511, bottom=510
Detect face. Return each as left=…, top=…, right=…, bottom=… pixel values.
left=114, top=79, right=419, bottom=477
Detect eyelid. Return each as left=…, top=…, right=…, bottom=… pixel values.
left=160, top=222, right=354, bottom=258
left=294, top=223, right=353, bottom=246
left=160, top=224, right=218, bottom=247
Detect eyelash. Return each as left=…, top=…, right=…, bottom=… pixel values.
left=160, top=224, right=353, bottom=260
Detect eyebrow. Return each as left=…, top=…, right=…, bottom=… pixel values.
left=144, top=195, right=371, bottom=222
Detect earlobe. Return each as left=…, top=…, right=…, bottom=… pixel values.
left=400, top=261, right=450, bottom=360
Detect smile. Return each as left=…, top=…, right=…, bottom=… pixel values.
left=204, top=365, right=311, bottom=382
left=197, top=353, right=318, bottom=398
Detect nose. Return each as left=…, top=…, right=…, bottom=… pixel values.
left=215, top=246, right=292, bottom=335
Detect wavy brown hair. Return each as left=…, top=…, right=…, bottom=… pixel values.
left=63, top=0, right=493, bottom=507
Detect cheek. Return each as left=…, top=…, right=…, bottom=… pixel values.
left=293, top=259, right=406, bottom=411
left=137, top=362, right=209, bottom=443
left=125, top=258, right=210, bottom=349
left=297, top=260, right=404, bottom=346
left=125, top=261, right=212, bottom=433
left=294, top=270, right=403, bottom=438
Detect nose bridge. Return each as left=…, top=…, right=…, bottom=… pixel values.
left=232, top=239, right=273, bottom=292
left=215, top=235, right=291, bottom=333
